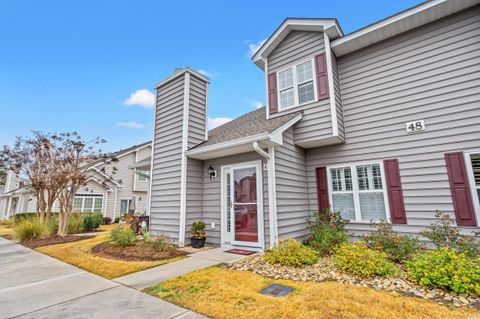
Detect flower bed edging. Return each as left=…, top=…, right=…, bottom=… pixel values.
left=226, top=254, right=480, bottom=309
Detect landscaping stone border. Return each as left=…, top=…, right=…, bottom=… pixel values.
left=226, top=255, right=480, bottom=309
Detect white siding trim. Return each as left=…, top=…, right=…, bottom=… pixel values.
left=205, top=82, right=209, bottom=140
left=464, top=151, right=480, bottom=225
left=113, top=187, right=118, bottom=219
left=324, top=32, right=339, bottom=137
left=147, top=92, right=158, bottom=217
left=179, top=73, right=191, bottom=246
left=268, top=146, right=278, bottom=246
left=265, top=59, right=270, bottom=120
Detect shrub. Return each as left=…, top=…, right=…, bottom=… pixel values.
left=82, top=213, right=103, bottom=232
left=13, top=212, right=38, bottom=222
left=333, top=242, right=397, bottom=277
left=305, top=209, right=349, bottom=256
left=363, top=221, right=421, bottom=263
left=150, top=234, right=170, bottom=252
left=68, top=214, right=85, bottom=234
left=191, top=221, right=207, bottom=238
left=102, top=217, right=112, bottom=225
left=109, top=226, right=135, bottom=246
left=265, top=238, right=319, bottom=267
left=407, top=248, right=480, bottom=294
left=421, top=210, right=480, bottom=257
left=13, top=219, right=48, bottom=242
left=114, top=217, right=120, bottom=224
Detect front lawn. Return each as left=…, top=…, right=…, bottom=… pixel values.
left=36, top=233, right=185, bottom=279
left=145, top=267, right=479, bottom=319
left=0, top=221, right=14, bottom=239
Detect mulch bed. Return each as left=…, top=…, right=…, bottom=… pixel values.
left=92, top=242, right=189, bottom=262
left=22, top=235, right=95, bottom=249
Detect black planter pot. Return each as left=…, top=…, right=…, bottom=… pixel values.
left=191, top=237, right=206, bottom=248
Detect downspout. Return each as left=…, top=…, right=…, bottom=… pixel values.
left=252, top=142, right=278, bottom=247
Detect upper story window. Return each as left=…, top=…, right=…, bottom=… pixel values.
left=278, top=59, right=316, bottom=110
left=137, top=170, right=150, bottom=182
left=467, top=153, right=480, bottom=215
left=329, top=162, right=389, bottom=222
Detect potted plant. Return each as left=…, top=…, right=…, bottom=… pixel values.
left=191, top=221, right=207, bottom=248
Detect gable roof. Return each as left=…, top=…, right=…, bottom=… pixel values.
left=191, top=107, right=299, bottom=150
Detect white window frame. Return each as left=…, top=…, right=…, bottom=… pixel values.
left=465, top=151, right=480, bottom=224
left=276, top=58, right=318, bottom=111
left=327, top=161, right=391, bottom=223
left=137, top=169, right=149, bottom=182
left=120, top=199, right=132, bottom=215
left=73, top=194, right=103, bottom=213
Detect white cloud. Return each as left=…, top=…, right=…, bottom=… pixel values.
left=245, top=99, right=264, bottom=109
left=246, top=39, right=267, bottom=58
left=117, top=121, right=146, bottom=129
left=123, top=89, right=155, bottom=108
left=208, top=117, right=232, bottom=129
left=198, top=69, right=219, bottom=78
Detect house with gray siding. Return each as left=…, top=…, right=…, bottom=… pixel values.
left=0, top=142, right=152, bottom=220
left=148, top=0, right=480, bottom=250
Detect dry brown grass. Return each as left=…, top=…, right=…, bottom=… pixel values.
left=146, top=267, right=479, bottom=319
left=0, top=222, right=14, bottom=238
left=36, top=233, right=184, bottom=279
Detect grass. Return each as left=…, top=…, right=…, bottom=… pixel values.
left=145, top=267, right=479, bottom=319
left=0, top=221, right=14, bottom=238
left=36, top=233, right=184, bottom=279
left=97, top=223, right=124, bottom=232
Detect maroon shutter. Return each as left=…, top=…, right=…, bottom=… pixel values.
left=314, top=53, right=329, bottom=100
left=384, top=159, right=407, bottom=224
left=316, top=167, right=329, bottom=211
left=267, top=72, right=278, bottom=114
left=445, top=152, right=476, bottom=226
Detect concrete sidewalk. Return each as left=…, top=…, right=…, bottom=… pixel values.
left=114, top=247, right=247, bottom=289
left=0, top=237, right=206, bottom=319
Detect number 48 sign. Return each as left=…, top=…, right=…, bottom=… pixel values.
left=406, top=120, right=426, bottom=134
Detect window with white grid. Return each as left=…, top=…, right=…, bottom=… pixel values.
left=277, top=59, right=316, bottom=110
left=328, top=162, right=389, bottom=222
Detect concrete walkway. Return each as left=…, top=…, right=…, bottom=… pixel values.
left=115, top=247, right=247, bottom=289
left=0, top=237, right=206, bottom=319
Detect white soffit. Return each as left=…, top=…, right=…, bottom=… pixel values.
left=332, top=0, right=480, bottom=57
left=252, top=18, right=343, bottom=70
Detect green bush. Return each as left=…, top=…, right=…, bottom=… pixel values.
left=114, top=217, right=120, bottom=223
left=13, top=219, right=49, bottom=242
left=421, top=210, right=480, bottom=257
left=150, top=234, right=170, bottom=252
left=363, top=221, right=421, bottom=263
left=13, top=212, right=38, bottom=222
left=334, top=241, right=397, bottom=277
left=67, top=214, right=85, bottom=234
left=109, top=226, right=135, bottom=246
left=82, top=213, right=103, bottom=232
left=305, top=209, right=349, bottom=256
left=191, top=221, right=207, bottom=238
left=265, top=238, right=319, bottom=267
left=407, top=248, right=480, bottom=294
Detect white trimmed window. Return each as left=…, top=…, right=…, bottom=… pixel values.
left=137, top=170, right=150, bottom=182
left=72, top=194, right=103, bottom=213
left=329, top=162, right=389, bottom=222
left=120, top=199, right=132, bottom=215
left=467, top=153, right=480, bottom=216
left=277, top=59, right=316, bottom=110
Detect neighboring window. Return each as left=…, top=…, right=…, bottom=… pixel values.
left=137, top=170, right=150, bottom=182
left=72, top=194, right=103, bottom=213
left=469, top=154, right=480, bottom=210
left=278, top=59, right=316, bottom=110
left=329, top=162, right=388, bottom=222
left=120, top=199, right=132, bottom=215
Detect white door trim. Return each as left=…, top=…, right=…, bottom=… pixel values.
left=220, top=160, right=264, bottom=249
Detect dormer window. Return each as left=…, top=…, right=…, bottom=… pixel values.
left=278, top=59, right=316, bottom=110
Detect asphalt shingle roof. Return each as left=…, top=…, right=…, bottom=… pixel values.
left=190, top=107, right=300, bottom=149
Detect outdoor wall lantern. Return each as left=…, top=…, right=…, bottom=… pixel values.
left=207, top=165, right=217, bottom=180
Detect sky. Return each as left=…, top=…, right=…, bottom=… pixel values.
left=0, top=0, right=423, bottom=152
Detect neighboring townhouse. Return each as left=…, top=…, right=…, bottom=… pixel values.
left=148, top=0, right=480, bottom=251
left=0, top=141, right=152, bottom=220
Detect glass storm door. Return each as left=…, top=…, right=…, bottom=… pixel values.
left=227, top=163, right=262, bottom=247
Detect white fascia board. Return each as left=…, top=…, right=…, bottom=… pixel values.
left=87, top=167, right=122, bottom=187
left=156, top=67, right=209, bottom=88
left=268, top=113, right=303, bottom=144
left=331, top=0, right=480, bottom=57
left=85, top=176, right=112, bottom=191
left=186, top=133, right=270, bottom=157
left=252, top=18, right=343, bottom=70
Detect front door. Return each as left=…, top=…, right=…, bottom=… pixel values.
left=222, top=161, right=263, bottom=248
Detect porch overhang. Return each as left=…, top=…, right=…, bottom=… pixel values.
left=186, top=113, right=303, bottom=160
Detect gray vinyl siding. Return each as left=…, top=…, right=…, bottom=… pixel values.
left=306, top=7, right=480, bottom=236
left=332, top=53, right=345, bottom=140
left=150, top=76, right=185, bottom=238
left=185, top=158, right=203, bottom=238
left=275, top=128, right=310, bottom=240
left=267, top=30, right=337, bottom=146
left=188, top=75, right=207, bottom=148
left=201, top=152, right=270, bottom=246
